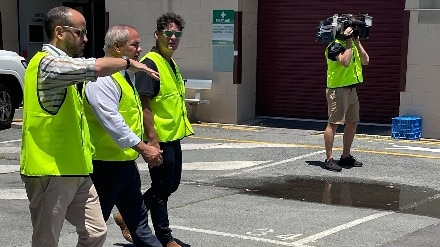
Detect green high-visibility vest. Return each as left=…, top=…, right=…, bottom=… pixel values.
left=325, top=39, right=364, bottom=88
left=140, top=52, right=194, bottom=142
left=20, top=51, right=93, bottom=176
left=84, top=72, right=142, bottom=161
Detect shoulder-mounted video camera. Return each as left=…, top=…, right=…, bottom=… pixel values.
left=316, top=14, right=373, bottom=43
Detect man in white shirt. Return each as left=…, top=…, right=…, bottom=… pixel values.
left=84, top=24, right=163, bottom=246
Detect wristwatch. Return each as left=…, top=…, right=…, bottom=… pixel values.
left=121, top=56, right=131, bottom=69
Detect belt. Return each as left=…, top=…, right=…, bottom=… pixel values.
left=340, top=84, right=356, bottom=88
left=327, top=84, right=357, bottom=89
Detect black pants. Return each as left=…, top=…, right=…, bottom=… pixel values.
left=143, top=140, right=182, bottom=246
left=91, top=160, right=161, bottom=247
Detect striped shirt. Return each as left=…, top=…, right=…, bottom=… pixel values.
left=38, top=44, right=96, bottom=113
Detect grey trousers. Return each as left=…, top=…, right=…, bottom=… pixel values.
left=22, top=175, right=107, bottom=247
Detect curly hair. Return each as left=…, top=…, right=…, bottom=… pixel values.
left=156, top=12, right=185, bottom=31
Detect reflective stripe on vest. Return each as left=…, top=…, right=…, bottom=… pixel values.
left=140, top=52, right=194, bottom=142
left=325, top=39, right=364, bottom=88
left=84, top=72, right=142, bottom=161
left=20, top=51, right=93, bottom=176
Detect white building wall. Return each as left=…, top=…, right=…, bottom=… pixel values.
left=403, top=0, right=440, bottom=138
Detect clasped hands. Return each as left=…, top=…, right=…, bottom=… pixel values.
left=141, top=145, right=163, bottom=168
left=135, top=141, right=163, bottom=168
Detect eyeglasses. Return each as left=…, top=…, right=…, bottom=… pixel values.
left=161, top=30, right=182, bottom=38
left=62, top=26, right=87, bottom=38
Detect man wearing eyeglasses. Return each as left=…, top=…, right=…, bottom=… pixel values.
left=20, top=6, right=159, bottom=247
left=113, top=13, right=193, bottom=247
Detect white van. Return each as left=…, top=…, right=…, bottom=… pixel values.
left=0, top=50, right=27, bottom=129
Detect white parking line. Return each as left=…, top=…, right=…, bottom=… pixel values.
left=0, top=165, right=20, bottom=174
left=0, top=147, right=21, bottom=153
left=0, top=188, right=27, bottom=199
left=137, top=161, right=270, bottom=171
left=182, top=161, right=270, bottom=171
left=181, top=143, right=223, bottom=150
left=386, top=144, right=440, bottom=153
left=182, top=142, right=302, bottom=150
left=400, top=193, right=440, bottom=211
left=0, top=139, right=21, bottom=144
left=170, top=225, right=313, bottom=247
left=222, top=150, right=326, bottom=177
left=293, top=212, right=394, bottom=245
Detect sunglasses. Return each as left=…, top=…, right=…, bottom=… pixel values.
left=62, top=26, right=87, bottom=38
left=161, top=30, right=182, bottom=38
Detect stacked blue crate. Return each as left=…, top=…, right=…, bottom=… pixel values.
left=391, top=116, right=422, bottom=140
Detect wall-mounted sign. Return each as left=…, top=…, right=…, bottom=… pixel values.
left=212, top=10, right=234, bottom=45
left=32, top=13, right=46, bottom=23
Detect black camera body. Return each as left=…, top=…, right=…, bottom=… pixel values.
left=316, top=14, right=373, bottom=43
left=339, top=14, right=372, bottom=39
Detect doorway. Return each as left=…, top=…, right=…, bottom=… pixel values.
left=63, top=1, right=105, bottom=58
left=0, top=12, right=3, bottom=49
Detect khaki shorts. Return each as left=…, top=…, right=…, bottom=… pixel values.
left=326, top=87, right=359, bottom=124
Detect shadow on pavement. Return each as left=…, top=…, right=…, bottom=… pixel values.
left=240, top=117, right=391, bottom=136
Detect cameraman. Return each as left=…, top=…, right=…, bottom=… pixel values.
left=323, top=14, right=369, bottom=172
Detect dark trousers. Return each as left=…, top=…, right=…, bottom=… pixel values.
left=91, top=160, right=162, bottom=247
left=143, top=140, right=182, bottom=246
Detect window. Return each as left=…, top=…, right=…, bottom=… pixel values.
left=28, top=25, right=45, bottom=43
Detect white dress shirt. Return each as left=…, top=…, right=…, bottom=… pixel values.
left=85, top=71, right=141, bottom=149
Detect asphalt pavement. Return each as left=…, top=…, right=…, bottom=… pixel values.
left=1, top=113, right=440, bottom=247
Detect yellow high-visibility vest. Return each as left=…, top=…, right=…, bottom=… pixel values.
left=20, top=51, right=93, bottom=176
left=325, top=39, right=364, bottom=88
left=140, top=52, right=193, bottom=142
left=84, top=72, right=142, bottom=161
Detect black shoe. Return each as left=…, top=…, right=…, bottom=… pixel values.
left=324, top=158, right=342, bottom=172
left=339, top=155, right=363, bottom=167
left=174, top=238, right=191, bottom=247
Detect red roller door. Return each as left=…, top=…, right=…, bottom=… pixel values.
left=256, top=0, right=408, bottom=123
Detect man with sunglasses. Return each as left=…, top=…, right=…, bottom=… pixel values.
left=113, top=13, right=193, bottom=247
left=20, top=6, right=159, bottom=247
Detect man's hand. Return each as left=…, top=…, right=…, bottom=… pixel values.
left=133, top=141, right=163, bottom=168
left=146, top=140, right=160, bottom=150
left=145, top=141, right=161, bottom=168
left=353, top=36, right=361, bottom=46
left=129, top=60, right=160, bottom=81
left=343, top=27, right=353, bottom=38
left=140, top=145, right=163, bottom=168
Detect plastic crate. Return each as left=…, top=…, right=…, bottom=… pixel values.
left=391, top=116, right=422, bottom=140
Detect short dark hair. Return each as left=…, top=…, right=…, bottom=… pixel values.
left=44, top=6, right=73, bottom=40
left=156, top=12, right=185, bottom=31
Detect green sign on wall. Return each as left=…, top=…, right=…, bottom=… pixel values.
left=212, top=10, right=234, bottom=45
